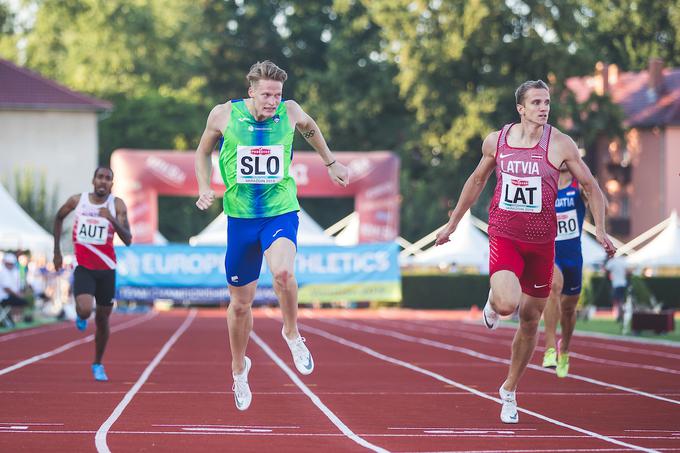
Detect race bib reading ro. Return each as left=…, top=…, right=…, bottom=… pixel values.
left=76, top=216, right=109, bottom=245
left=237, top=145, right=284, bottom=184
left=499, top=173, right=542, bottom=213
left=556, top=209, right=579, bottom=241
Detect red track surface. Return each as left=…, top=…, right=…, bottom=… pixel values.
left=1, top=308, right=679, bottom=452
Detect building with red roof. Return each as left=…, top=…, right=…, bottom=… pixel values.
left=566, top=58, right=680, bottom=240
left=0, top=57, right=112, bottom=215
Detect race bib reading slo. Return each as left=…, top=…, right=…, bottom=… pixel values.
left=499, top=173, right=542, bottom=213
left=556, top=209, right=579, bottom=241
left=76, top=216, right=109, bottom=245
left=236, top=145, right=284, bottom=184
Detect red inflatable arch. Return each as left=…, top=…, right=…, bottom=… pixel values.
left=110, top=149, right=400, bottom=244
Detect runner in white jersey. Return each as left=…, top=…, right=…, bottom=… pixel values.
left=53, top=167, right=132, bottom=381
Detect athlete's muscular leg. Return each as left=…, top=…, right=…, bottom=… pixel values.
left=228, top=281, right=257, bottom=374
left=503, top=294, right=547, bottom=391
left=94, top=305, right=112, bottom=364
left=559, top=294, right=579, bottom=353
left=265, top=238, right=299, bottom=340
left=542, top=265, right=564, bottom=350
left=489, top=270, right=522, bottom=316
left=75, top=294, right=95, bottom=320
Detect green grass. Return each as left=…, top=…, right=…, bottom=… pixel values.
left=571, top=318, right=680, bottom=342
left=0, top=316, right=62, bottom=334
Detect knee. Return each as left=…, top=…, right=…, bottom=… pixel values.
left=273, top=268, right=294, bottom=289
left=229, top=299, right=252, bottom=317
left=493, top=293, right=520, bottom=316
left=519, top=316, right=541, bottom=336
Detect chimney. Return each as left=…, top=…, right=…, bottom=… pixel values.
left=594, top=61, right=609, bottom=95
left=648, top=58, right=664, bottom=93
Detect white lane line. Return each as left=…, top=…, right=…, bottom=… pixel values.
left=380, top=319, right=680, bottom=374
left=322, top=318, right=680, bottom=406
left=249, top=330, right=389, bottom=453
left=0, top=323, right=71, bottom=342
left=298, top=322, right=659, bottom=453
left=0, top=312, right=158, bottom=376
left=94, top=309, right=197, bottom=453
left=153, top=424, right=300, bottom=429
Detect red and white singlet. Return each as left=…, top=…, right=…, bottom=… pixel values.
left=72, top=192, right=117, bottom=270
left=488, top=123, right=560, bottom=243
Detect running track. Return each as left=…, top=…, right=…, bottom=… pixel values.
left=1, top=308, right=679, bottom=452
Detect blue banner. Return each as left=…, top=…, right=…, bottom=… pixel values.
left=115, top=242, right=401, bottom=303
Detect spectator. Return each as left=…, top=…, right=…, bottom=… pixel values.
left=605, top=255, right=628, bottom=322
left=0, top=253, right=29, bottom=328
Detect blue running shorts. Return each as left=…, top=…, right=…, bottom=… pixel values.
left=225, top=211, right=299, bottom=287
left=555, top=253, right=583, bottom=296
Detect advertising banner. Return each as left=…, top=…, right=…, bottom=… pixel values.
left=115, top=242, right=401, bottom=303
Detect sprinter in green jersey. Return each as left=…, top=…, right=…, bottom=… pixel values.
left=194, top=60, right=349, bottom=411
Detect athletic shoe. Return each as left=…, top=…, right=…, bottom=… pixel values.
left=282, top=328, right=314, bottom=375
left=499, top=385, right=519, bottom=424
left=232, top=356, right=252, bottom=411
left=75, top=316, right=87, bottom=331
left=542, top=347, right=557, bottom=368
left=556, top=352, right=570, bottom=378
left=482, top=298, right=500, bottom=330
left=92, top=363, right=108, bottom=381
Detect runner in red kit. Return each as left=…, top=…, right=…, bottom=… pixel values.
left=435, top=80, right=615, bottom=423
left=53, top=167, right=132, bottom=381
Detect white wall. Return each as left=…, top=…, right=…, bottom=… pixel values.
left=0, top=110, right=99, bottom=207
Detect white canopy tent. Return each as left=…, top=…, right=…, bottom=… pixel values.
left=0, top=182, right=53, bottom=254
left=581, top=232, right=607, bottom=268
left=626, top=210, right=680, bottom=268
left=408, top=211, right=489, bottom=272
left=190, top=208, right=334, bottom=246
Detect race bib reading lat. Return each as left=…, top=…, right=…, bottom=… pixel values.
left=76, top=216, right=109, bottom=245
left=236, top=145, right=284, bottom=184
left=499, top=173, right=542, bottom=213
left=556, top=209, right=579, bottom=241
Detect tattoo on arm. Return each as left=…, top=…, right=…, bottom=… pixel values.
left=303, top=129, right=315, bottom=139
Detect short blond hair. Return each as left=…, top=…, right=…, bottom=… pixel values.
left=515, top=80, right=549, bottom=105
left=246, top=60, right=288, bottom=86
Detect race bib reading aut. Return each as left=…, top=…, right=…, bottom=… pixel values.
left=236, top=145, right=284, bottom=184
left=556, top=209, right=579, bottom=241
left=499, top=173, right=542, bottom=213
left=76, top=215, right=109, bottom=245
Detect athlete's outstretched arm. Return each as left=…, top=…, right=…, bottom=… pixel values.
left=558, top=133, right=616, bottom=256
left=195, top=104, right=230, bottom=210
left=286, top=100, right=349, bottom=187
left=53, top=195, right=79, bottom=270
left=435, top=132, right=498, bottom=245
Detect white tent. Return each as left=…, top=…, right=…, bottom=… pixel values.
left=581, top=232, right=607, bottom=268
left=626, top=210, right=680, bottom=268
left=190, top=208, right=334, bottom=246
left=409, top=211, right=489, bottom=272
left=0, top=182, right=54, bottom=254
left=334, top=212, right=359, bottom=246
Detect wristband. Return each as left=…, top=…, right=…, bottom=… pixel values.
left=325, top=160, right=336, bottom=167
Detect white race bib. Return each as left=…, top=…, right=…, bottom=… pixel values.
left=236, top=145, right=284, bottom=184
left=499, top=173, right=542, bottom=213
left=75, top=216, right=109, bottom=245
left=556, top=209, right=579, bottom=241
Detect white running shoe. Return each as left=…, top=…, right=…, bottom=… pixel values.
left=482, top=298, right=500, bottom=330
left=499, top=385, right=519, bottom=424
left=282, top=328, right=314, bottom=375
left=232, top=356, right=252, bottom=411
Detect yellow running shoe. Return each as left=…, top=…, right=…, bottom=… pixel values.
left=556, top=352, right=569, bottom=378
left=542, top=347, right=557, bottom=368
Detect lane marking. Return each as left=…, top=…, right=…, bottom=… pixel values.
left=298, top=322, right=659, bottom=453
left=95, top=309, right=197, bottom=453
left=250, top=330, right=389, bottom=453
left=322, top=318, right=680, bottom=406
left=0, top=323, right=71, bottom=343
left=380, top=319, right=680, bottom=374
left=0, top=312, right=158, bottom=377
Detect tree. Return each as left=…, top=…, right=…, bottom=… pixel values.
left=10, top=167, right=58, bottom=233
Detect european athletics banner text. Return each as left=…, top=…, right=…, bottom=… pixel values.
left=115, top=242, right=401, bottom=303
